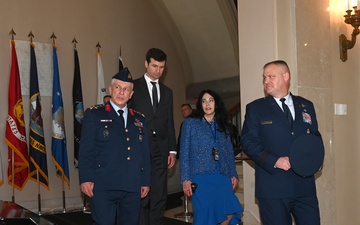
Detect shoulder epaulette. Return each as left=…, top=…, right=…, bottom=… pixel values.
left=89, top=104, right=104, bottom=110
left=129, top=108, right=145, bottom=117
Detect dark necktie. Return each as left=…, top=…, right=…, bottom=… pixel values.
left=118, top=109, right=125, bottom=126
left=280, top=98, right=293, bottom=126
left=151, top=81, right=158, bottom=112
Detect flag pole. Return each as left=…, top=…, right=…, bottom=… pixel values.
left=11, top=151, right=15, bottom=202
left=83, top=193, right=87, bottom=212
left=52, top=32, right=67, bottom=213
left=62, top=174, right=66, bottom=213
left=9, top=29, right=16, bottom=203
left=37, top=169, right=42, bottom=215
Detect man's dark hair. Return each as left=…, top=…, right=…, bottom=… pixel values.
left=103, top=95, right=111, bottom=100
left=146, top=48, right=167, bottom=63
left=181, top=103, right=192, bottom=109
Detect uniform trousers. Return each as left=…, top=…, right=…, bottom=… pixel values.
left=258, top=196, right=320, bottom=225
left=91, top=189, right=141, bottom=225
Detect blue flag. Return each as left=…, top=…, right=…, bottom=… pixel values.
left=51, top=45, right=70, bottom=189
left=29, top=42, right=49, bottom=190
left=73, top=48, right=84, bottom=168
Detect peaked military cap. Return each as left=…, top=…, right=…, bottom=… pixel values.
left=289, top=134, right=325, bottom=178
left=112, top=67, right=133, bottom=83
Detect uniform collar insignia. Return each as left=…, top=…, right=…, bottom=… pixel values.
left=105, top=104, right=111, bottom=112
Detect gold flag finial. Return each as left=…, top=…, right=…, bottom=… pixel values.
left=72, top=37, right=78, bottom=48
left=51, top=32, right=57, bottom=45
left=28, top=30, right=34, bottom=43
left=9, top=29, right=16, bottom=40
left=96, top=42, right=101, bottom=52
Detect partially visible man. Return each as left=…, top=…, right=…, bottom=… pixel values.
left=79, top=67, right=151, bottom=225
left=177, top=104, right=193, bottom=159
left=129, top=48, right=176, bottom=225
left=180, top=103, right=193, bottom=119
left=103, top=94, right=111, bottom=103
left=241, top=60, right=322, bottom=225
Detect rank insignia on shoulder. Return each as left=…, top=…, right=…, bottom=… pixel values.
left=129, top=108, right=145, bottom=117
left=89, top=104, right=104, bottom=110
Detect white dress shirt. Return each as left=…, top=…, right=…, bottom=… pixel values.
left=274, top=94, right=295, bottom=120
left=109, top=100, right=128, bottom=127
left=144, top=74, right=160, bottom=104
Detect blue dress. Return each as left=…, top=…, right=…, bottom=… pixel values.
left=180, top=117, right=243, bottom=225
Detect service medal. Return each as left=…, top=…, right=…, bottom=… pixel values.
left=302, top=112, right=312, bottom=124
left=103, top=130, right=109, bottom=137
left=139, top=134, right=143, bottom=142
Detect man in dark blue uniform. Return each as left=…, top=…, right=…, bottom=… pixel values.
left=79, top=67, right=151, bottom=225
left=241, top=60, right=322, bottom=225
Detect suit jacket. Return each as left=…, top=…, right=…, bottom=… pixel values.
left=78, top=103, right=151, bottom=192
left=180, top=117, right=238, bottom=183
left=129, top=76, right=176, bottom=156
left=240, top=94, right=321, bottom=198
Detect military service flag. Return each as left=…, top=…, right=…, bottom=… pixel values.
left=73, top=48, right=84, bottom=168
left=119, top=47, right=124, bottom=71
left=97, top=50, right=105, bottom=104
left=51, top=45, right=70, bottom=188
left=5, top=40, right=30, bottom=190
left=0, top=152, right=3, bottom=186
left=28, top=42, right=49, bottom=189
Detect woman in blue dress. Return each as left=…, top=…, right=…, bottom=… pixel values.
left=180, top=89, right=243, bottom=225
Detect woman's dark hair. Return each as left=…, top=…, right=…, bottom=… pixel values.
left=196, top=89, right=230, bottom=135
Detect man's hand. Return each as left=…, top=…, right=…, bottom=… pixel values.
left=275, top=156, right=291, bottom=171
left=141, top=186, right=150, bottom=198
left=81, top=182, right=94, bottom=197
left=168, top=153, right=176, bottom=169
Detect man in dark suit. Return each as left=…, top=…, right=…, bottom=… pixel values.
left=241, top=60, right=322, bottom=225
left=78, top=68, right=151, bottom=225
left=176, top=103, right=193, bottom=159
left=129, top=48, right=176, bottom=225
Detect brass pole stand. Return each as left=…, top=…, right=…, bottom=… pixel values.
left=175, top=194, right=193, bottom=220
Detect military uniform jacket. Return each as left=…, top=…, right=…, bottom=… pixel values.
left=78, top=103, right=151, bottom=192
left=241, top=94, right=322, bottom=198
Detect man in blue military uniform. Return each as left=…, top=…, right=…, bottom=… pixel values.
left=241, top=60, right=322, bottom=225
left=79, top=67, right=151, bottom=225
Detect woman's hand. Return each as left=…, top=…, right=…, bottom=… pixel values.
left=182, top=180, right=193, bottom=197
left=231, top=177, right=238, bottom=190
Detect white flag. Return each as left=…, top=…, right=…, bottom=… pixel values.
left=97, top=51, right=106, bottom=104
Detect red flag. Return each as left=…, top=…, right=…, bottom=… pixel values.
left=5, top=40, right=30, bottom=190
